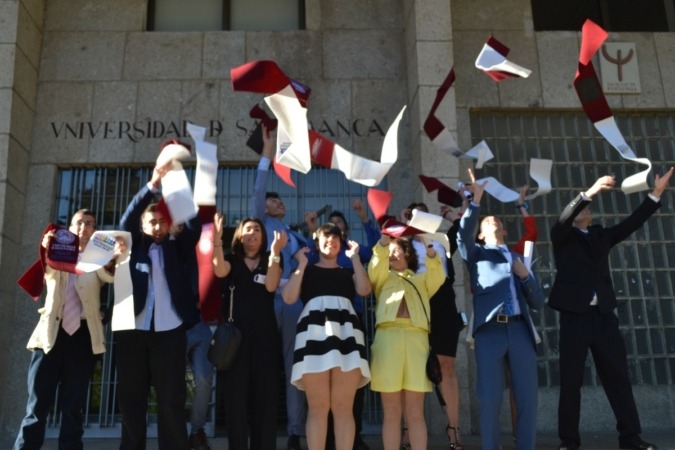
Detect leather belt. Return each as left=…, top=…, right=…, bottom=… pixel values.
left=495, top=314, right=524, bottom=324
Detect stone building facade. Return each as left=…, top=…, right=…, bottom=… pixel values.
left=1, top=0, right=674, bottom=440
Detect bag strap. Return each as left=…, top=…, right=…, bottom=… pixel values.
left=398, top=274, right=430, bottom=328
left=227, top=285, right=235, bottom=322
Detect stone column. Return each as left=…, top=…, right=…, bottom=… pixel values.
left=0, top=0, right=46, bottom=439
left=401, top=0, right=473, bottom=438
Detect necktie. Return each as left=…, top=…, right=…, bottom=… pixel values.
left=500, top=247, right=515, bottom=316
left=62, top=274, right=83, bottom=335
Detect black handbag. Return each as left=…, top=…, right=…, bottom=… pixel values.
left=207, top=285, right=241, bottom=371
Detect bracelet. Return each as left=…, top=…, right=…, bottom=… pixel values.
left=213, top=242, right=223, bottom=247
left=515, top=201, right=529, bottom=211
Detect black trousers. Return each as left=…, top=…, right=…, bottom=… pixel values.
left=115, top=328, right=188, bottom=450
left=223, top=330, right=280, bottom=450
left=558, top=307, right=641, bottom=445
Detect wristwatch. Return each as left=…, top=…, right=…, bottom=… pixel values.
left=270, top=255, right=281, bottom=264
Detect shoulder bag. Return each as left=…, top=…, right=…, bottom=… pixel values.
left=207, top=284, right=242, bottom=371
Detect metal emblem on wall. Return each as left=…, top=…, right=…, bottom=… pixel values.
left=599, top=42, right=641, bottom=94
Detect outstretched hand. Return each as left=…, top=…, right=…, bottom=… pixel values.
left=271, top=229, right=288, bottom=255
left=512, top=256, right=530, bottom=280
left=585, top=175, right=616, bottom=198
left=345, top=240, right=360, bottom=259
left=653, top=167, right=674, bottom=197
left=467, top=168, right=488, bottom=204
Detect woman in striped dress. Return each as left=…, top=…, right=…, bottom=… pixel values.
left=282, top=223, right=372, bottom=450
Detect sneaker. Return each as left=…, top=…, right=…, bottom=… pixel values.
left=189, top=428, right=211, bottom=450
left=288, top=434, right=303, bottom=450
left=353, top=435, right=370, bottom=450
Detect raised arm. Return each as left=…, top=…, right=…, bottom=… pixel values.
left=457, top=169, right=486, bottom=262
left=265, top=229, right=287, bottom=293
left=251, top=125, right=274, bottom=219
left=346, top=240, right=372, bottom=297
left=212, top=212, right=232, bottom=278
left=550, top=175, right=614, bottom=245
left=281, top=247, right=309, bottom=304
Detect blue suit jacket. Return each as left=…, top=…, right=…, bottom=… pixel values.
left=119, top=185, right=201, bottom=328
left=457, top=203, right=544, bottom=347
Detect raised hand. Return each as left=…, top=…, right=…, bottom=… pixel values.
left=271, top=229, right=288, bottom=255
left=585, top=175, right=616, bottom=198
left=304, top=211, right=318, bottom=234
left=467, top=168, right=488, bottom=204
left=262, top=123, right=274, bottom=159
left=352, top=199, right=368, bottom=222
left=512, top=256, right=530, bottom=280
left=213, top=212, right=225, bottom=242
left=653, top=167, right=674, bottom=197
left=345, top=240, right=360, bottom=259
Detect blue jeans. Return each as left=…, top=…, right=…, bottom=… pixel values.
left=274, top=294, right=306, bottom=436
left=186, top=321, right=215, bottom=433
left=14, top=325, right=96, bottom=450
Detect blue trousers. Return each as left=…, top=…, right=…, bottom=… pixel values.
left=186, top=321, right=215, bottom=434
left=14, top=324, right=97, bottom=450
left=474, top=320, right=538, bottom=450
left=274, top=294, right=306, bottom=436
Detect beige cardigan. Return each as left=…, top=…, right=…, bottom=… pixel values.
left=27, top=265, right=113, bottom=355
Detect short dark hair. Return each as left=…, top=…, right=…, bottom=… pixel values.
left=328, top=210, right=348, bottom=231
left=317, top=222, right=343, bottom=240
left=266, top=192, right=280, bottom=200
left=406, top=202, right=428, bottom=212
left=71, top=209, right=96, bottom=228
left=143, top=203, right=159, bottom=216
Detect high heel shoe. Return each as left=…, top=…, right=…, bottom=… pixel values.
left=446, top=425, right=464, bottom=450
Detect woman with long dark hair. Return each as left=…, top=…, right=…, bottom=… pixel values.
left=212, top=214, right=287, bottom=450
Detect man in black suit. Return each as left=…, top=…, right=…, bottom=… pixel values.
left=549, top=168, right=673, bottom=450
left=116, top=153, right=201, bottom=450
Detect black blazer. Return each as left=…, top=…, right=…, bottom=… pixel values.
left=119, top=185, right=201, bottom=328
left=548, top=194, right=660, bottom=314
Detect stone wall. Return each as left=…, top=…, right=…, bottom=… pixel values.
left=0, top=0, right=45, bottom=437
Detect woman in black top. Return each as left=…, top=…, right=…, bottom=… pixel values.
left=282, top=223, right=371, bottom=450
left=212, top=214, right=287, bottom=450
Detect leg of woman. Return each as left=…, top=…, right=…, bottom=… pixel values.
left=380, top=392, right=404, bottom=450
left=437, top=355, right=461, bottom=444
left=303, top=371, right=331, bottom=450
left=329, top=367, right=361, bottom=450
left=403, top=391, right=427, bottom=450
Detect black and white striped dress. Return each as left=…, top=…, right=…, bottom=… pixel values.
left=290, top=265, right=371, bottom=390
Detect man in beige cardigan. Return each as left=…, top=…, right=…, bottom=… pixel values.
left=14, top=209, right=120, bottom=450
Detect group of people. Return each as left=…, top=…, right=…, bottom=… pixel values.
left=12, top=119, right=673, bottom=450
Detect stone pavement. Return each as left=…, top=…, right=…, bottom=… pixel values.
left=4, top=430, right=673, bottom=450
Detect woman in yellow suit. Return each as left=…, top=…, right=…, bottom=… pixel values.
left=368, top=234, right=445, bottom=450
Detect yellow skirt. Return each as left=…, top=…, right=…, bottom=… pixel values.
left=370, top=318, right=432, bottom=393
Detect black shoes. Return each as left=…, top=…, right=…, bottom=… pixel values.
left=288, top=434, right=303, bottom=450
left=558, top=441, right=579, bottom=450
left=353, top=435, right=370, bottom=450
left=619, top=436, right=658, bottom=450
left=189, top=428, right=211, bottom=450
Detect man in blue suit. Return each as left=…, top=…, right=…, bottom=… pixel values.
left=457, top=169, right=544, bottom=450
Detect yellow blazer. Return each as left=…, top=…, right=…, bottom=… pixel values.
left=368, top=243, right=444, bottom=331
